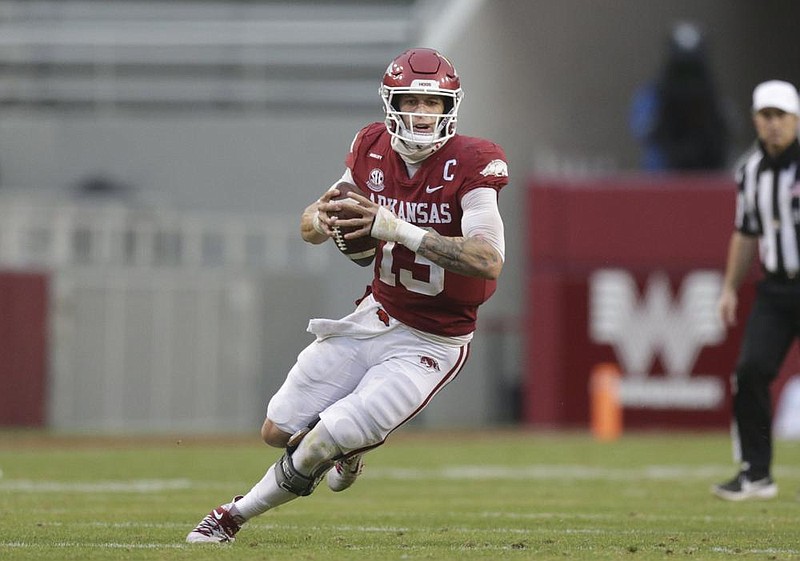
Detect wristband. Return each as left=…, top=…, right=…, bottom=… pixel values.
left=371, top=206, right=427, bottom=251
left=394, top=220, right=427, bottom=252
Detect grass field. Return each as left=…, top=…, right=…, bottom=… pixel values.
left=1, top=429, right=799, bottom=561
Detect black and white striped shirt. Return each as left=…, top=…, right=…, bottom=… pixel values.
left=735, top=139, right=800, bottom=278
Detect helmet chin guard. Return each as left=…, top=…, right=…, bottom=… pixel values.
left=380, top=48, right=463, bottom=150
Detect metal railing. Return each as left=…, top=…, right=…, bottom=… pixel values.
left=0, top=194, right=328, bottom=272
left=0, top=193, right=331, bottom=432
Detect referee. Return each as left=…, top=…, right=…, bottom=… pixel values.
left=712, top=80, right=800, bottom=501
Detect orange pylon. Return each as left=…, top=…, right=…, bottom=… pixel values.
left=590, top=362, right=622, bottom=441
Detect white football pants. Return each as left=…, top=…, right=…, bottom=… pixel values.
left=266, top=300, right=470, bottom=454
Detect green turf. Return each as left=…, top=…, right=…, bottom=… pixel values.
left=1, top=429, right=799, bottom=560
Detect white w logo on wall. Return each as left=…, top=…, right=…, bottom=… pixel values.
left=589, top=269, right=726, bottom=410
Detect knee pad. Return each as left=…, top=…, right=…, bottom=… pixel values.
left=319, top=378, right=422, bottom=452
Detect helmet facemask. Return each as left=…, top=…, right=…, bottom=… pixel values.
left=380, top=85, right=462, bottom=149
left=379, top=49, right=464, bottom=162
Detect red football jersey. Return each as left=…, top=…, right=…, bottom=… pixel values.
left=345, top=122, right=508, bottom=336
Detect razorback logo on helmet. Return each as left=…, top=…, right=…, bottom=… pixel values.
left=480, top=159, right=509, bottom=178
left=419, top=356, right=440, bottom=371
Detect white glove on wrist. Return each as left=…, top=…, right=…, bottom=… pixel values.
left=370, top=206, right=427, bottom=251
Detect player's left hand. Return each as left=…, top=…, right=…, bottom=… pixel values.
left=312, top=187, right=343, bottom=237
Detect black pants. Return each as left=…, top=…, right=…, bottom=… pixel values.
left=733, top=278, right=800, bottom=478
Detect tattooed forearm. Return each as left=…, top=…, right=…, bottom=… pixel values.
left=416, top=231, right=502, bottom=279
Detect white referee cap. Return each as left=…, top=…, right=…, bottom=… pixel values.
left=753, top=80, right=800, bottom=115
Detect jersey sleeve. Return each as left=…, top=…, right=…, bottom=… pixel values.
left=345, top=123, right=385, bottom=170
left=734, top=157, right=762, bottom=237
left=459, top=141, right=509, bottom=197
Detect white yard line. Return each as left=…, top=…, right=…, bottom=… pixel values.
left=3, top=538, right=798, bottom=556
left=712, top=547, right=800, bottom=556
left=367, top=464, right=800, bottom=480
left=13, top=517, right=795, bottom=533
left=2, top=542, right=187, bottom=549
left=0, top=478, right=192, bottom=492
left=1, top=464, right=799, bottom=495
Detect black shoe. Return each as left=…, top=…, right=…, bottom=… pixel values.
left=711, top=473, right=777, bottom=501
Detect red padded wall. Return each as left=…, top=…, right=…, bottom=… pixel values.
left=0, top=271, right=49, bottom=426
left=524, top=174, right=798, bottom=429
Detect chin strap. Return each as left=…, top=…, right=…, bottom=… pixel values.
left=391, top=135, right=445, bottom=164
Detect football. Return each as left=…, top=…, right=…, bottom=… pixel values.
left=329, top=181, right=378, bottom=267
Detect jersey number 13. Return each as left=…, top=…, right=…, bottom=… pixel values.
left=378, top=241, right=444, bottom=296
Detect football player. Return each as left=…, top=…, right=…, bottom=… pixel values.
left=187, top=47, right=508, bottom=543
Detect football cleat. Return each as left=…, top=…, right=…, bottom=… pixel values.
left=327, top=454, right=364, bottom=492
left=711, top=473, right=778, bottom=501
left=186, top=495, right=245, bottom=543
